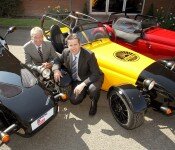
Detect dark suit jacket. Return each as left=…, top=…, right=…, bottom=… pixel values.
left=23, top=40, right=58, bottom=67
left=52, top=48, right=104, bottom=86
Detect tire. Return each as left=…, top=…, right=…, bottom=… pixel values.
left=108, top=89, right=145, bottom=129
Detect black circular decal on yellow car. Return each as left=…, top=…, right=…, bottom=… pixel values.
left=114, top=51, right=140, bottom=62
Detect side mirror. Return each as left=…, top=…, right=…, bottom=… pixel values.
left=4, top=26, right=16, bottom=39
left=7, top=26, right=16, bottom=33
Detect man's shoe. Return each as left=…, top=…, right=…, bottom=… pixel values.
left=89, top=101, right=97, bottom=116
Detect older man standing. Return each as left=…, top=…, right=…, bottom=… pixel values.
left=23, top=26, right=58, bottom=69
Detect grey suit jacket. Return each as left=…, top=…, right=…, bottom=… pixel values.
left=23, top=40, right=58, bottom=67
left=52, top=48, right=104, bottom=86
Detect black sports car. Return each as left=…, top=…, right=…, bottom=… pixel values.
left=0, top=27, right=69, bottom=144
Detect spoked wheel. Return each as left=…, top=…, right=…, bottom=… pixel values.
left=109, top=90, right=145, bottom=129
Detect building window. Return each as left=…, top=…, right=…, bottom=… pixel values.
left=108, top=0, right=124, bottom=13
left=125, top=0, right=144, bottom=13
left=92, top=0, right=106, bottom=12
left=91, top=0, right=144, bottom=14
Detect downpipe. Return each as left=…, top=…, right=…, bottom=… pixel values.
left=140, top=78, right=175, bottom=115
left=151, top=83, right=174, bottom=115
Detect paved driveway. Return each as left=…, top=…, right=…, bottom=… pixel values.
left=0, top=28, right=175, bottom=150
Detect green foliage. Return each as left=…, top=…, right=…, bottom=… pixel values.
left=147, top=3, right=154, bottom=16
left=0, top=0, right=23, bottom=17
left=47, top=5, right=69, bottom=14
left=0, top=18, right=39, bottom=27
left=47, top=5, right=69, bottom=20
left=0, top=18, right=55, bottom=28
left=146, top=4, right=175, bottom=31
left=155, top=7, right=175, bottom=31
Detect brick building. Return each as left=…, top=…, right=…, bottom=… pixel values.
left=21, top=0, right=175, bottom=18
left=22, top=0, right=86, bottom=16
left=144, top=0, right=175, bottom=15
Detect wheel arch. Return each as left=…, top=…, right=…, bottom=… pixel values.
left=107, top=84, right=147, bottom=113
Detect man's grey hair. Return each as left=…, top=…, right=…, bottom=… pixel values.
left=30, top=27, right=43, bottom=38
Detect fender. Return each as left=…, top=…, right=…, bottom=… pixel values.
left=107, top=84, right=147, bottom=113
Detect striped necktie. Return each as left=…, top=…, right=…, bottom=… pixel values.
left=71, top=56, right=78, bottom=81
left=38, top=46, right=43, bottom=62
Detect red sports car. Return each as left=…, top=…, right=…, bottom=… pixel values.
left=104, top=14, right=175, bottom=60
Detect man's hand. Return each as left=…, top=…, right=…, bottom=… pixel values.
left=54, top=70, right=62, bottom=82
left=74, top=82, right=86, bottom=97
left=42, top=62, right=52, bottom=69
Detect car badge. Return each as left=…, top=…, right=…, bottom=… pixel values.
left=114, top=51, right=139, bottom=62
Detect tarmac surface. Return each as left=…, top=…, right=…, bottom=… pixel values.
left=0, top=28, right=175, bottom=150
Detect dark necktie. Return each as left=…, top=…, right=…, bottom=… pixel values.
left=38, top=47, right=43, bottom=62
left=71, top=56, right=78, bottom=81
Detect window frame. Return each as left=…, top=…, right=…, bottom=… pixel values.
left=90, top=0, right=145, bottom=15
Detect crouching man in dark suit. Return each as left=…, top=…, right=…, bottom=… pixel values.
left=23, top=27, right=58, bottom=69
left=52, top=33, right=104, bottom=116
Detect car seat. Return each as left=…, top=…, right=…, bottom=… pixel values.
left=50, top=25, right=65, bottom=54
left=141, top=19, right=158, bottom=29
left=112, top=17, right=142, bottom=43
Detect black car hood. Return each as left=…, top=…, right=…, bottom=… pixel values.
left=137, top=61, right=175, bottom=96
left=1, top=85, right=54, bottom=125
left=0, top=50, right=55, bottom=126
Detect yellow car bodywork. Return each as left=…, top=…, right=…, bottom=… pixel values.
left=60, top=27, right=70, bottom=33
left=41, top=13, right=175, bottom=130
left=82, top=38, right=155, bottom=91
left=45, top=25, right=155, bottom=92
left=44, top=26, right=70, bottom=40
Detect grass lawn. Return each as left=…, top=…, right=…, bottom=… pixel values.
left=0, top=17, right=57, bottom=28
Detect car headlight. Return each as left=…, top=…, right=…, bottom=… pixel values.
left=143, top=78, right=155, bottom=91
left=42, top=68, right=51, bottom=79
left=166, top=61, right=175, bottom=70
left=161, top=60, right=175, bottom=70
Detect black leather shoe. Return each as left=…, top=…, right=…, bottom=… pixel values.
left=89, top=101, right=97, bottom=116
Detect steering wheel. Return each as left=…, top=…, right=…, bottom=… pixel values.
left=134, top=14, right=158, bottom=29
left=108, top=11, right=129, bottom=23
left=134, top=14, right=157, bottom=22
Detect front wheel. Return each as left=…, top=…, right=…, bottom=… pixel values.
left=108, top=90, right=145, bottom=129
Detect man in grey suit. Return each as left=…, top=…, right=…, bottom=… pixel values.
left=52, top=33, right=104, bottom=116
left=23, top=27, right=58, bottom=69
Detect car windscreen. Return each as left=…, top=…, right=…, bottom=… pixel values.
left=0, top=82, right=22, bottom=98
left=76, top=24, right=109, bottom=44
left=0, top=36, right=7, bottom=55
left=21, top=68, right=37, bottom=88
